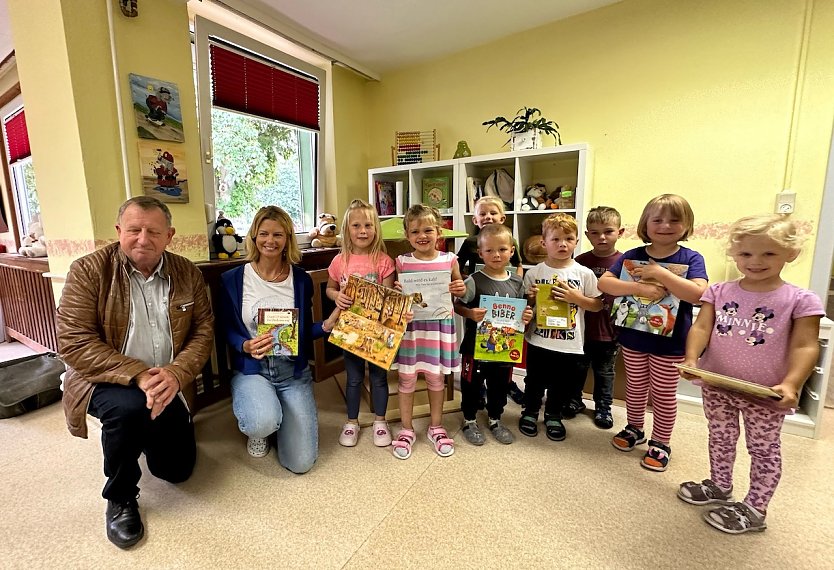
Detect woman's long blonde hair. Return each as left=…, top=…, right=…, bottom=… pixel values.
left=339, top=199, right=386, bottom=267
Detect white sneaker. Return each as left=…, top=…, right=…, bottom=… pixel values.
left=247, top=437, right=269, bottom=458
left=372, top=421, right=392, bottom=447
left=339, top=422, right=360, bottom=447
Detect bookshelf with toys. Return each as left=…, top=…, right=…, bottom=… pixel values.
left=368, top=144, right=591, bottom=264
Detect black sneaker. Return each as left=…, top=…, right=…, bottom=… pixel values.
left=561, top=399, right=586, bottom=419
left=544, top=417, right=566, bottom=441
left=508, top=381, right=525, bottom=405
left=518, top=414, right=538, bottom=437
left=593, top=409, right=614, bottom=429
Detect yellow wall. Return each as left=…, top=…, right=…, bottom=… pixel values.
left=331, top=65, right=371, bottom=218
left=363, top=0, right=834, bottom=287
left=7, top=0, right=208, bottom=279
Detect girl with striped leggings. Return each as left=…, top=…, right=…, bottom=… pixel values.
left=598, top=194, right=708, bottom=472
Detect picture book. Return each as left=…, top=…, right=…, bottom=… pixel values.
left=328, top=275, right=413, bottom=370
left=398, top=270, right=453, bottom=321
left=422, top=176, right=450, bottom=211
left=257, top=308, right=299, bottom=356
left=675, top=364, right=781, bottom=400
left=611, top=260, right=689, bottom=337
left=375, top=180, right=396, bottom=216
left=474, top=295, right=527, bottom=364
left=535, top=283, right=573, bottom=329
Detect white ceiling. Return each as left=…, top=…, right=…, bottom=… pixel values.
left=0, top=0, right=621, bottom=76
left=234, top=0, right=622, bottom=74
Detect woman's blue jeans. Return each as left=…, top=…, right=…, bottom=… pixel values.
left=230, top=357, right=318, bottom=474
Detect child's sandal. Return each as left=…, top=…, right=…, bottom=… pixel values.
left=392, top=429, right=416, bottom=460
left=427, top=425, right=455, bottom=457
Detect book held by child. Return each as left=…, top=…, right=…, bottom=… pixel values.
left=328, top=275, right=413, bottom=370
left=611, top=259, right=688, bottom=337
left=536, top=283, right=573, bottom=329
left=398, top=270, right=453, bottom=320
left=474, top=295, right=526, bottom=364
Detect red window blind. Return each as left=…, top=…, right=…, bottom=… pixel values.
left=3, top=109, right=31, bottom=164
left=209, top=43, right=320, bottom=132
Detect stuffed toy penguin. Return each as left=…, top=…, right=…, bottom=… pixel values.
left=212, top=212, right=242, bottom=259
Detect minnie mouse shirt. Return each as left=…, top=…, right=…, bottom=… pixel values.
left=697, top=280, right=824, bottom=390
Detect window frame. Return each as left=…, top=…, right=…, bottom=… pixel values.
left=0, top=92, right=36, bottom=249
left=194, top=17, right=327, bottom=245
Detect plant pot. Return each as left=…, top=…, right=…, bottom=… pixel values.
left=511, top=130, right=540, bottom=151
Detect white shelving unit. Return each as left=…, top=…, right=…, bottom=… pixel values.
left=677, top=317, right=833, bottom=439
left=368, top=144, right=592, bottom=263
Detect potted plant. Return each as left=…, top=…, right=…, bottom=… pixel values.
left=482, top=107, right=561, bottom=150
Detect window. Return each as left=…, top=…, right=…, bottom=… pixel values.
left=195, top=19, right=326, bottom=238
left=2, top=103, right=40, bottom=239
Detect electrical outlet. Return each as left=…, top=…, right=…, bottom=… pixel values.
left=775, top=190, right=796, bottom=214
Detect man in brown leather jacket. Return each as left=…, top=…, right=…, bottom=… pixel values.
left=57, top=196, right=213, bottom=549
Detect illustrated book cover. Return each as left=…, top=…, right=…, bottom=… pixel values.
left=422, top=176, right=450, bottom=211
left=535, top=283, right=573, bottom=330
left=374, top=180, right=396, bottom=216
left=257, top=308, right=299, bottom=356
left=398, top=270, right=453, bottom=321
left=328, top=275, right=414, bottom=370
left=676, top=364, right=781, bottom=400
left=611, top=260, right=688, bottom=337
left=474, top=295, right=527, bottom=364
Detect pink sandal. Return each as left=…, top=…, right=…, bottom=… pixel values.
left=427, top=425, right=455, bottom=457
left=392, top=429, right=416, bottom=460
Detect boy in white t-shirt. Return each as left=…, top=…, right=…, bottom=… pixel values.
left=521, top=213, right=603, bottom=441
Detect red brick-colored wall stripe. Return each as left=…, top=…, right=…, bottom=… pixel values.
left=0, top=264, right=57, bottom=352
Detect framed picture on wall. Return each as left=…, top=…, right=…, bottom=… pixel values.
left=138, top=140, right=189, bottom=203
left=128, top=73, right=185, bottom=142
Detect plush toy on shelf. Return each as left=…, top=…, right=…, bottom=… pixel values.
left=19, top=218, right=48, bottom=258
left=523, top=232, right=547, bottom=264
left=212, top=212, right=242, bottom=259
left=517, top=184, right=548, bottom=211
left=308, top=213, right=342, bottom=248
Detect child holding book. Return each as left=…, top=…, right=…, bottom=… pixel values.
left=598, top=194, right=708, bottom=471
left=392, top=204, right=466, bottom=459
left=573, top=206, right=625, bottom=429
left=456, top=195, right=526, bottom=405
left=677, top=214, right=823, bottom=534
left=455, top=224, right=533, bottom=445
left=327, top=199, right=395, bottom=448
left=521, top=213, right=602, bottom=441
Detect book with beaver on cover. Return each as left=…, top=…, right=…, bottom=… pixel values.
left=474, top=295, right=526, bottom=364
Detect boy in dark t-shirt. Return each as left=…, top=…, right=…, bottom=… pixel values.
left=573, top=206, right=624, bottom=429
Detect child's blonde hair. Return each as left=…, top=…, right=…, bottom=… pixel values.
left=726, top=214, right=803, bottom=256
left=340, top=199, right=386, bottom=267
left=246, top=205, right=301, bottom=265
left=586, top=206, right=622, bottom=228
left=636, top=194, right=694, bottom=243
left=474, top=195, right=506, bottom=215
left=477, top=222, right=514, bottom=247
left=542, top=213, right=578, bottom=238
left=402, top=203, right=442, bottom=234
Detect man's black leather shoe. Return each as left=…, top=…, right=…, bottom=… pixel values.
left=106, top=498, right=144, bottom=548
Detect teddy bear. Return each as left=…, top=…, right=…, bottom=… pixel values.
left=517, top=184, right=548, bottom=211
left=19, top=218, right=48, bottom=258
left=308, top=213, right=342, bottom=248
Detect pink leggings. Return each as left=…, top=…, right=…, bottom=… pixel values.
left=621, top=347, right=683, bottom=444
left=702, top=385, right=786, bottom=512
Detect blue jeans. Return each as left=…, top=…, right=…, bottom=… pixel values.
left=576, top=340, right=618, bottom=412
left=343, top=351, right=389, bottom=419
left=230, top=357, right=318, bottom=474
